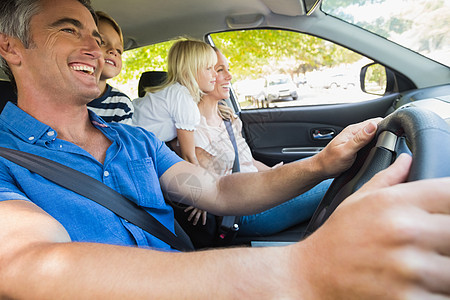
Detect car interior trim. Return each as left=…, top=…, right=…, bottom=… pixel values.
left=281, top=147, right=323, bottom=154
left=375, top=131, right=397, bottom=152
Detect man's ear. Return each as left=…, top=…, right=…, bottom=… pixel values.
left=0, top=33, right=23, bottom=66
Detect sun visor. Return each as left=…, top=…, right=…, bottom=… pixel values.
left=261, top=0, right=306, bottom=16
left=226, top=14, right=265, bottom=29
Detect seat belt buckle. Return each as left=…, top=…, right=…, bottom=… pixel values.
left=218, top=223, right=239, bottom=239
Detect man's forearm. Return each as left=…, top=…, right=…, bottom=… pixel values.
left=178, top=119, right=378, bottom=216
left=161, top=157, right=327, bottom=216
left=0, top=241, right=304, bottom=299
left=214, top=156, right=326, bottom=216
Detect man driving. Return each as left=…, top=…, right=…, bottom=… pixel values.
left=0, top=0, right=449, bottom=298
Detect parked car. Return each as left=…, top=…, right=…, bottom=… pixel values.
left=232, top=78, right=266, bottom=108
left=322, top=73, right=357, bottom=89
left=263, top=74, right=299, bottom=102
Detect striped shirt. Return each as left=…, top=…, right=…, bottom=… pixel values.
left=88, top=84, right=134, bottom=124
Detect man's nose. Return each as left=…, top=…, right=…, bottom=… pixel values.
left=82, top=36, right=102, bottom=60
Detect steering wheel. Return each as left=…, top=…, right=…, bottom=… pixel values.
left=304, top=106, right=450, bottom=236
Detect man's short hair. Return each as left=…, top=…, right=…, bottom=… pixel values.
left=0, top=0, right=96, bottom=89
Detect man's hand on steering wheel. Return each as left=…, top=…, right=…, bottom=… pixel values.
left=305, top=107, right=450, bottom=236
left=314, top=117, right=382, bottom=179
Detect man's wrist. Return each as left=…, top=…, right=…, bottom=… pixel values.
left=308, top=152, right=333, bottom=180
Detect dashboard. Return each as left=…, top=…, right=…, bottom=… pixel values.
left=395, top=84, right=450, bottom=125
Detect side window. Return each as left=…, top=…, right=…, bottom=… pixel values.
left=109, top=40, right=176, bottom=100
left=209, top=29, right=379, bottom=110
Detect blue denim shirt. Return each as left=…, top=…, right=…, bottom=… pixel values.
left=0, top=102, right=182, bottom=251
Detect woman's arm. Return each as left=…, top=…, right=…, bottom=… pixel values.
left=195, top=146, right=221, bottom=176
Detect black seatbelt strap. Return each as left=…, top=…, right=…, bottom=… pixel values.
left=0, top=147, right=194, bottom=252
left=218, top=119, right=241, bottom=240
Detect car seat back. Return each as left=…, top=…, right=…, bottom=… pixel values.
left=0, top=80, right=17, bottom=113
left=137, top=71, right=167, bottom=97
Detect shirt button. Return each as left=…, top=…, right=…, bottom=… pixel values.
left=104, top=171, right=110, bottom=177
left=28, top=136, right=35, bottom=141
left=47, top=131, right=55, bottom=137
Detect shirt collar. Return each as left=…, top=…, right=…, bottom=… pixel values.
left=0, top=102, right=51, bottom=144
left=88, top=109, right=110, bottom=128
left=0, top=102, right=110, bottom=144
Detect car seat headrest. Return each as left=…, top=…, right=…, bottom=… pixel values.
left=138, top=71, right=168, bottom=97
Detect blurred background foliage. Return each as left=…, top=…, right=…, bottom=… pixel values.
left=115, top=29, right=361, bottom=85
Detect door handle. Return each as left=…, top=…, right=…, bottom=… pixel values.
left=312, top=129, right=335, bottom=140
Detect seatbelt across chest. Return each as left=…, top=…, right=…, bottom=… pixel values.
left=217, top=119, right=241, bottom=240
left=0, top=146, right=194, bottom=252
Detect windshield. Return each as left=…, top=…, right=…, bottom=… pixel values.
left=321, top=0, right=450, bottom=67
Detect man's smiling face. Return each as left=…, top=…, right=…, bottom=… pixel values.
left=22, top=0, right=104, bottom=103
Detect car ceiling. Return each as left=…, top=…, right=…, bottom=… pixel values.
left=1, top=0, right=448, bottom=87
left=89, top=0, right=450, bottom=88
left=92, top=0, right=309, bottom=50
left=0, top=0, right=313, bottom=81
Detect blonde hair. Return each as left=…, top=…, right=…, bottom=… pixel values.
left=218, top=100, right=236, bottom=121
left=95, top=11, right=123, bottom=46
left=148, top=39, right=217, bottom=104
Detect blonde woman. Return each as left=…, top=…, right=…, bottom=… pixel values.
left=189, top=48, right=332, bottom=235
left=132, top=39, right=217, bottom=164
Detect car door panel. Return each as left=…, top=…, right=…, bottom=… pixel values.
left=240, top=94, right=398, bottom=165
